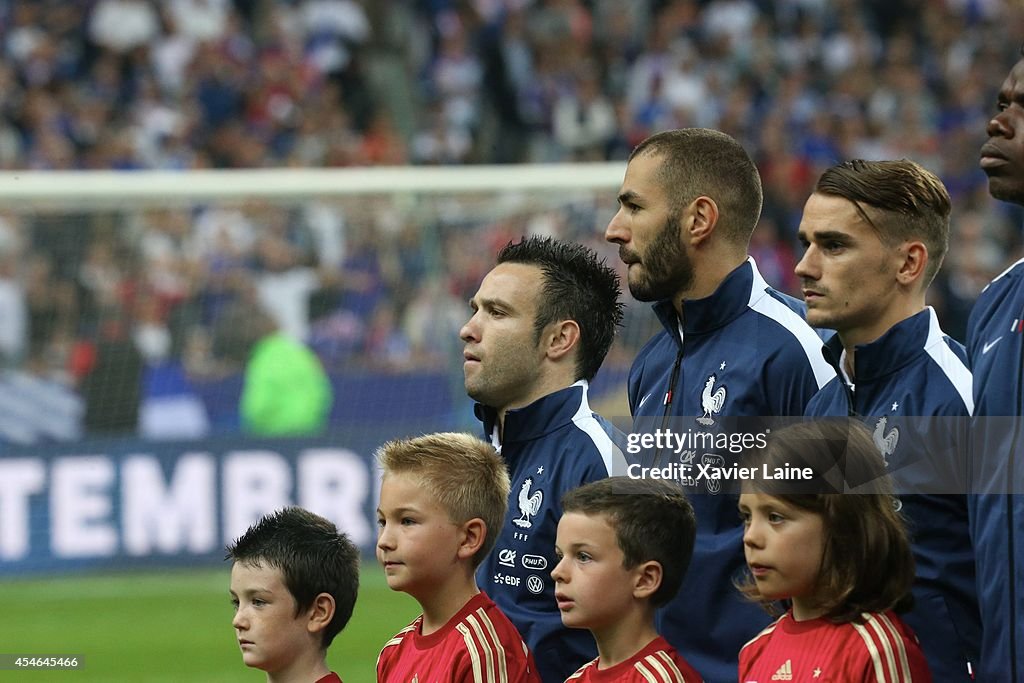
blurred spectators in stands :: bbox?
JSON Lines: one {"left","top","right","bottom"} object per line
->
{"left": 0, "top": 346, "right": 83, "bottom": 445}
{"left": 0, "top": 0, "right": 1011, "bottom": 188}
{"left": 0, "top": 0, "right": 1023, "bottom": 438}
{"left": 72, "top": 313, "right": 144, "bottom": 435}
{"left": 0, "top": 234, "right": 26, "bottom": 366}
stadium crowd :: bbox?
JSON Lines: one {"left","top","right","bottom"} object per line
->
{"left": 0, "top": 0, "right": 1022, "bottom": 441}
{"left": 3, "top": 2, "right": 1024, "bottom": 679}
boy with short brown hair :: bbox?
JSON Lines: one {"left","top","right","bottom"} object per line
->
{"left": 554, "top": 477, "right": 703, "bottom": 682}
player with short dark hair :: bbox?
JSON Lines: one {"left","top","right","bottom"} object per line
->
{"left": 970, "top": 44, "right": 1024, "bottom": 681}
{"left": 495, "top": 237, "right": 622, "bottom": 383}
{"left": 462, "top": 235, "right": 626, "bottom": 682}
{"left": 607, "top": 128, "right": 835, "bottom": 682}
{"left": 227, "top": 506, "right": 359, "bottom": 683}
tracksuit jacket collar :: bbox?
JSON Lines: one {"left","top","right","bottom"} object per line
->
{"left": 652, "top": 258, "right": 762, "bottom": 344}
{"left": 474, "top": 380, "right": 588, "bottom": 446}
{"left": 821, "top": 307, "right": 936, "bottom": 384}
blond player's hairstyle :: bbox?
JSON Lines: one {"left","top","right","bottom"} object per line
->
{"left": 376, "top": 432, "right": 510, "bottom": 567}
{"left": 815, "top": 158, "right": 951, "bottom": 287}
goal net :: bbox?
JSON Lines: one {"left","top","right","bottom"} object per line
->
{"left": 0, "top": 163, "right": 650, "bottom": 448}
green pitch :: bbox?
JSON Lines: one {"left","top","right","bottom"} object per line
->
{"left": 0, "top": 564, "right": 420, "bottom": 682}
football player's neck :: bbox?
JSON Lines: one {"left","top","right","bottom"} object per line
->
{"left": 497, "top": 366, "right": 580, "bottom": 436}
{"left": 672, "top": 250, "right": 747, "bottom": 316}
{"left": 842, "top": 348, "right": 855, "bottom": 382}
{"left": 838, "top": 300, "right": 927, "bottom": 378}
{"left": 417, "top": 570, "right": 479, "bottom": 636}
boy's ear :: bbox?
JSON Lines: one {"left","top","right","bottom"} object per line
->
{"left": 457, "top": 518, "right": 487, "bottom": 561}
{"left": 632, "top": 560, "right": 663, "bottom": 600}
{"left": 306, "top": 592, "right": 336, "bottom": 636}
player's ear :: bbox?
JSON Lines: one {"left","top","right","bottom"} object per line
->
{"left": 686, "top": 196, "right": 720, "bottom": 246}
{"left": 544, "top": 319, "right": 580, "bottom": 363}
{"left": 896, "top": 241, "right": 927, "bottom": 287}
{"left": 633, "top": 560, "right": 663, "bottom": 600}
{"left": 307, "top": 592, "right": 336, "bottom": 635}
{"left": 457, "top": 518, "right": 487, "bottom": 560}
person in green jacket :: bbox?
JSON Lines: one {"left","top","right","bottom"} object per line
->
{"left": 217, "top": 300, "right": 333, "bottom": 436}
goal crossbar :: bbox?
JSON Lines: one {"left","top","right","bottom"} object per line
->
{"left": 0, "top": 163, "right": 626, "bottom": 209}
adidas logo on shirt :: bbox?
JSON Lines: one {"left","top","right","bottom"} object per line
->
{"left": 771, "top": 659, "right": 793, "bottom": 681}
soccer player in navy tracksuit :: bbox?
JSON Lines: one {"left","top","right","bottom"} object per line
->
{"left": 461, "top": 236, "right": 627, "bottom": 683}
{"left": 972, "top": 47, "right": 1024, "bottom": 682}
{"left": 798, "top": 159, "right": 980, "bottom": 680}
{"left": 606, "top": 129, "right": 835, "bottom": 683}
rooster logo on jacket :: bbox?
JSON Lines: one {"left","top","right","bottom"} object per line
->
{"left": 873, "top": 416, "right": 899, "bottom": 466}
{"left": 696, "top": 374, "right": 727, "bottom": 426}
{"left": 512, "top": 478, "right": 543, "bottom": 529}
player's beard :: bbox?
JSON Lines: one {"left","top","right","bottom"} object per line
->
{"left": 627, "top": 213, "right": 694, "bottom": 302}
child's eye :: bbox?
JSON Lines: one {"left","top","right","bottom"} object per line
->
{"left": 230, "top": 598, "right": 239, "bottom": 610}
{"left": 401, "top": 517, "right": 416, "bottom": 526}
{"left": 768, "top": 512, "right": 786, "bottom": 524}
{"left": 738, "top": 510, "right": 751, "bottom": 525}
{"left": 576, "top": 552, "right": 592, "bottom": 563}
{"left": 252, "top": 598, "right": 267, "bottom": 607}
{"left": 376, "top": 517, "right": 385, "bottom": 528}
